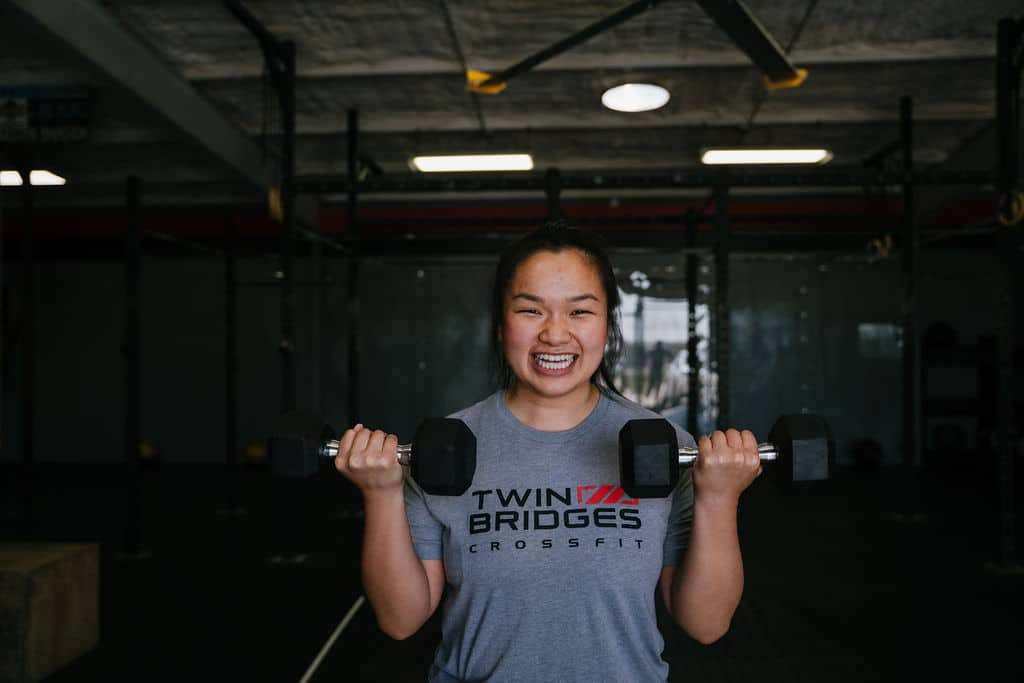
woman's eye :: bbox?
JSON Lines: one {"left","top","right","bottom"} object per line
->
{"left": 571, "top": 309, "right": 594, "bottom": 316}
{"left": 515, "top": 308, "right": 541, "bottom": 315}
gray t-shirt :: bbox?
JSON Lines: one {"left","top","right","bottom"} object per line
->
{"left": 404, "top": 390, "right": 696, "bottom": 682}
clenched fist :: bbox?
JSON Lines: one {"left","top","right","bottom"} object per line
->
{"left": 334, "top": 424, "right": 404, "bottom": 494}
{"left": 692, "top": 429, "right": 762, "bottom": 503}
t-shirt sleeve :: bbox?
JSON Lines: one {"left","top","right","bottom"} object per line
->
{"left": 403, "top": 472, "right": 445, "bottom": 561}
{"left": 661, "top": 469, "right": 694, "bottom": 565}
{"left": 662, "top": 426, "right": 696, "bottom": 565}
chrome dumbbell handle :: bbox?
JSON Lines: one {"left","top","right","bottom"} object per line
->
{"left": 677, "top": 442, "right": 778, "bottom": 466}
{"left": 319, "top": 440, "right": 413, "bottom": 466}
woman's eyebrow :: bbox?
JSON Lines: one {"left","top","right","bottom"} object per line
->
{"left": 510, "top": 292, "right": 600, "bottom": 303}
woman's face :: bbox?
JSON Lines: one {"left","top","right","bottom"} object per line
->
{"left": 499, "top": 249, "right": 609, "bottom": 404}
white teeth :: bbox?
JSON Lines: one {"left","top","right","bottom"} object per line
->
{"left": 534, "top": 353, "right": 576, "bottom": 370}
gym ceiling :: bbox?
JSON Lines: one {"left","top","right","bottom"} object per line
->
{"left": 0, "top": 0, "right": 1019, "bottom": 239}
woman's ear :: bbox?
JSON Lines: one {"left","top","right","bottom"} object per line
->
{"left": 496, "top": 323, "right": 504, "bottom": 343}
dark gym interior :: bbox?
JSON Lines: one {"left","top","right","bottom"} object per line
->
{"left": 1, "top": 1, "right": 1022, "bottom": 681}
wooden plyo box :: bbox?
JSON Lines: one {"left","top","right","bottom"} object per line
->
{"left": 0, "top": 544, "right": 99, "bottom": 683}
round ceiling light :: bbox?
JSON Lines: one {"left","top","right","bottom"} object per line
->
{"left": 601, "top": 83, "right": 670, "bottom": 113}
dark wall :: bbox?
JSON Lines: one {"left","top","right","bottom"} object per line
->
{"left": 2, "top": 251, "right": 350, "bottom": 464}
{"left": 1, "top": 245, "right": 1016, "bottom": 467}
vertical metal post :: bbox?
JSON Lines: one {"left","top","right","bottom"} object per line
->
{"left": 684, "top": 212, "right": 701, "bottom": 437}
{"left": 19, "top": 163, "right": 35, "bottom": 538}
{"left": 633, "top": 297, "right": 645, "bottom": 398}
{"left": 124, "top": 176, "right": 143, "bottom": 556}
{"left": 900, "top": 96, "right": 922, "bottom": 475}
{"left": 279, "top": 40, "right": 297, "bottom": 414}
{"left": 346, "top": 108, "right": 361, "bottom": 426}
{"left": 993, "top": 230, "right": 1017, "bottom": 569}
{"left": 545, "top": 168, "right": 564, "bottom": 219}
{"left": 0, "top": 184, "right": 4, "bottom": 463}
{"left": 224, "top": 216, "right": 240, "bottom": 515}
{"left": 713, "top": 184, "right": 731, "bottom": 429}
{"left": 993, "top": 18, "right": 1020, "bottom": 569}
{"left": 996, "top": 19, "right": 1020, "bottom": 205}
{"left": 310, "top": 213, "right": 323, "bottom": 420}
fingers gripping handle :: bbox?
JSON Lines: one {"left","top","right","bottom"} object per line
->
{"left": 320, "top": 440, "right": 413, "bottom": 466}
{"left": 678, "top": 442, "right": 777, "bottom": 466}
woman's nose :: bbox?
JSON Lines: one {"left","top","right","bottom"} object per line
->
{"left": 539, "top": 316, "right": 570, "bottom": 343}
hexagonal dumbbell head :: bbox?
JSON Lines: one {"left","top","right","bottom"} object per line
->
{"left": 270, "top": 411, "right": 332, "bottom": 478}
{"left": 411, "top": 418, "right": 477, "bottom": 496}
{"left": 619, "top": 418, "right": 680, "bottom": 499}
{"left": 766, "top": 414, "right": 832, "bottom": 483}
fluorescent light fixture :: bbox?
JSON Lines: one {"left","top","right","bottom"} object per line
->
{"left": 411, "top": 154, "right": 534, "bottom": 173}
{"left": 701, "top": 148, "right": 832, "bottom": 165}
{"left": 29, "top": 170, "right": 67, "bottom": 186}
{"left": 601, "top": 83, "right": 670, "bottom": 113}
{"left": 0, "top": 171, "right": 23, "bottom": 186}
{"left": 0, "top": 170, "right": 68, "bottom": 186}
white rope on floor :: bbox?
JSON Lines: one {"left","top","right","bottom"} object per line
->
{"left": 298, "top": 595, "right": 367, "bottom": 683}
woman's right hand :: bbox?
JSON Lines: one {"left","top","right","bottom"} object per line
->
{"left": 334, "top": 424, "right": 404, "bottom": 494}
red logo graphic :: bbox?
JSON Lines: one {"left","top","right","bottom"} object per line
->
{"left": 576, "top": 485, "right": 638, "bottom": 505}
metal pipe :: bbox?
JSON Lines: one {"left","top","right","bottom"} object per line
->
{"left": 123, "top": 175, "right": 143, "bottom": 556}
{"left": 293, "top": 168, "right": 994, "bottom": 195}
{"left": 993, "top": 18, "right": 1020, "bottom": 569}
{"left": 695, "top": 0, "right": 800, "bottom": 84}
{"left": 19, "top": 161, "right": 35, "bottom": 538}
{"left": 479, "top": 0, "right": 668, "bottom": 88}
{"left": 684, "top": 211, "right": 701, "bottom": 437}
{"left": 996, "top": 18, "right": 1020, "bottom": 200}
{"left": 0, "top": 182, "right": 5, "bottom": 466}
{"left": 224, "top": 216, "right": 239, "bottom": 513}
{"left": 545, "top": 167, "right": 564, "bottom": 219}
{"left": 279, "top": 41, "right": 297, "bottom": 413}
{"left": 993, "top": 230, "right": 1017, "bottom": 569}
{"left": 713, "top": 183, "right": 731, "bottom": 429}
{"left": 20, "top": 164, "right": 34, "bottom": 475}
{"left": 346, "top": 108, "right": 361, "bottom": 426}
{"left": 900, "top": 96, "right": 921, "bottom": 472}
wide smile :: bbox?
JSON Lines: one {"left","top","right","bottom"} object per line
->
{"left": 532, "top": 353, "right": 579, "bottom": 374}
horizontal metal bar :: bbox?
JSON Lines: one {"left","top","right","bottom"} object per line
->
{"left": 237, "top": 279, "right": 336, "bottom": 288}
{"left": 481, "top": 0, "right": 669, "bottom": 88}
{"left": 295, "top": 168, "right": 995, "bottom": 194}
{"left": 695, "top": 0, "right": 797, "bottom": 83}
{"left": 145, "top": 230, "right": 224, "bottom": 255}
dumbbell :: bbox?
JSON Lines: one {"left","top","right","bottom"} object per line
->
{"left": 319, "top": 418, "right": 477, "bottom": 496}
{"left": 619, "top": 414, "right": 832, "bottom": 498}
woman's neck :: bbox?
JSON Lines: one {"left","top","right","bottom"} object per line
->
{"left": 505, "top": 382, "right": 600, "bottom": 432}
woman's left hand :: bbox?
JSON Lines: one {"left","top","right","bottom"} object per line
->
{"left": 692, "top": 429, "right": 763, "bottom": 503}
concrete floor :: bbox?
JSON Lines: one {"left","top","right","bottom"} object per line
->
{"left": 2, "top": 461, "right": 1021, "bottom": 683}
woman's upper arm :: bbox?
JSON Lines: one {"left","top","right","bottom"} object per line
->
{"left": 422, "top": 559, "right": 446, "bottom": 616}
{"left": 659, "top": 565, "right": 677, "bottom": 617}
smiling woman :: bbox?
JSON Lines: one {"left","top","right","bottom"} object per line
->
{"left": 498, "top": 247, "right": 612, "bottom": 430}
{"left": 489, "top": 221, "right": 624, "bottom": 403}
{"left": 333, "top": 221, "right": 764, "bottom": 682}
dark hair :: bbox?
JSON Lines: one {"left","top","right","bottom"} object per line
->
{"left": 491, "top": 220, "right": 623, "bottom": 395}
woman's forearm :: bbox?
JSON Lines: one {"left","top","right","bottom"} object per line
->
{"left": 360, "top": 490, "right": 435, "bottom": 639}
{"left": 671, "top": 494, "right": 744, "bottom": 644}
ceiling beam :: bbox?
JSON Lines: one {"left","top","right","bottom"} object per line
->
{"left": 8, "top": 0, "right": 273, "bottom": 191}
